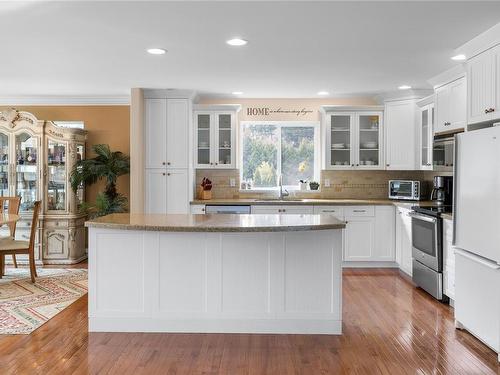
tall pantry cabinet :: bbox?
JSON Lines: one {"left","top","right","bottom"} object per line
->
{"left": 143, "top": 90, "right": 194, "bottom": 214}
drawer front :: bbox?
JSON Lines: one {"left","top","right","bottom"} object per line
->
{"left": 251, "top": 205, "right": 313, "bottom": 215}
{"left": 191, "top": 205, "right": 206, "bottom": 214}
{"left": 313, "top": 206, "right": 344, "bottom": 219}
{"left": 345, "top": 206, "right": 375, "bottom": 217}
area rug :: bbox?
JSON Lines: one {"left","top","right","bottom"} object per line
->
{"left": 0, "top": 268, "right": 87, "bottom": 334}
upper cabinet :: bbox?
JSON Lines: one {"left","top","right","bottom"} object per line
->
{"left": 384, "top": 99, "right": 418, "bottom": 170}
{"left": 417, "top": 98, "right": 434, "bottom": 170}
{"left": 145, "top": 98, "right": 190, "bottom": 169}
{"left": 435, "top": 76, "right": 466, "bottom": 133}
{"left": 194, "top": 105, "right": 241, "bottom": 169}
{"left": 467, "top": 45, "right": 499, "bottom": 125}
{"left": 323, "top": 107, "right": 384, "bottom": 170}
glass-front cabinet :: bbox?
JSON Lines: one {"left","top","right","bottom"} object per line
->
{"left": 418, "top": 102, "right": 434, "bottom": 170}
{"left": 325, "top": 108, "right": 384, "bottom": 170}
{"left": 194, "top": 104, "right": 241, "bottom": 169}
{"left": 0, "top": 109, "right": 87, "bottom": 264}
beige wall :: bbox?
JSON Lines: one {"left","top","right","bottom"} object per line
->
{"left": 0, "top": 105, "right": 130, "bottom": 206}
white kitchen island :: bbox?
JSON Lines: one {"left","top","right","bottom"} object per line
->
{"left": 86, "top": 213, "right": 345, "bottom": 334}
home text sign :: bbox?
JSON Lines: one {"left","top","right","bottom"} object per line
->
{"left": 246, "top": 107, "right": 314, "bottom": 117}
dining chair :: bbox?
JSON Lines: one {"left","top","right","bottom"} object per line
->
{"left": 0, "top": 201, "right": 40, "bottom": 283}
{"left": 0, "top": 196, "right": 21, "bottom": 267}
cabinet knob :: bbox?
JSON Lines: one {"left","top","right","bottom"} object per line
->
{"left": 162, "top": 162, "right": 166, "bottom": 165}
{"left": 490, "top": 108, "right": 495, "bottom": 113}
{"left": 167, "top": 173, "right": 171, "bottom": 176}
{"left": 215, "top": 162, "right": 218, "bottom": 165}
{"left": 356, "top": 164, "right": 359, "bottom": 166}
{"left": 167, "top": 162, "right": 171, "bottom": 166}
{"left": 386, "top": 164, "right": 390, "bottom": 167}
{"left": 351, "top": 164, "right": 354, "bottom": 167}
{"left": 162, "top": 173, "right": 166, "bottom": 176}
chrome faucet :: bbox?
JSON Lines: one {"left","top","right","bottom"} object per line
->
{"left": 278, "top": 174, "right": 289, "bottom": 200}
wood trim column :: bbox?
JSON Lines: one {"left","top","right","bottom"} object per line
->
{"left": 130, "top": 88, "right": 144, "bottom": 213}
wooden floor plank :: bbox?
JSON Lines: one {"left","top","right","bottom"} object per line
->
{"left": 0, "top": 267, "right": 498, "bottom": 374}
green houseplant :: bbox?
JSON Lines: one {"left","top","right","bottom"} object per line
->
{"left": 70, "top": 144, "right": 130, "bottom": 218}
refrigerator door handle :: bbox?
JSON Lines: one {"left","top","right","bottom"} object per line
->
{"left": 452, "top": 134, "right": 459, "bottom": 246}
{"left": 455, "top": 248, "right": 500, "bottom": 270}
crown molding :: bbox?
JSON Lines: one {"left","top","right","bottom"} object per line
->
{"left": 454, "top": 22, "right": 500, "bottom": 60}
{"left": 0, "top": 96, "right": 130, "bottom": 106}
{"left": 427, "top": 65, "right": 466, "bottom": 89}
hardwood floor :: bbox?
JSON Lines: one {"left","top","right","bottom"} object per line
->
{"left": 1, "top": 267, "right": 498, "bottom": 374}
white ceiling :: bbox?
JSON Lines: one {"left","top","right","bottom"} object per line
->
{"left": 1, "top": 1, "right": 499, "bottom": 99}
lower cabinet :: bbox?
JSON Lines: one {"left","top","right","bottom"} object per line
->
{"left": 396, "top": 206, "right": 413, "bottom": 276}
{"left": 443, "top": 218, "right": 455, "bottom": 300}
{"left": 344, "top": 216, "right": 376, "bottom": 261}
{"left": 251, "top": 205, "right": 314, "bottom": 215}
{"left": 145, "top": 168, "right": 189, "bottom": 214}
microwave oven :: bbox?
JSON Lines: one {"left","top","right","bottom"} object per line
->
{"left": 388, "top": 180, "right": 421, "bottom": 201}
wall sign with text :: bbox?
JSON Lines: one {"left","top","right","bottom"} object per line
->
{"left": 246, "top": 107, "right": 314, "bottom": 117}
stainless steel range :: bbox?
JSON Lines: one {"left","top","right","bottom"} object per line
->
{"left": 410, "top": 205, "right": 451, "bottom": 302}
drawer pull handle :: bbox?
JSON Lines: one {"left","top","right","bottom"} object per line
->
{"left": 323, "top": 210, "right": 337, "bottom": 213}
{"left": 353, "top": 210, "right": 366, "bottom": 213}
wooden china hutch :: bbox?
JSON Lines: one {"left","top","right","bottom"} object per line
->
{"left": 0, "top": 109, "right": 87, "bottom": 264}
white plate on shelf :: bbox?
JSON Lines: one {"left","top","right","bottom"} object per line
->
{"left": 361, "top": 142, "right": 378, "bottom": 149}
{"left": 332, "top": 143, "right": 345, "bottom": 149}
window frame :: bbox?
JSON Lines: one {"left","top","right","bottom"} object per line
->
{"left": 239, "top": 120, "right": 321, "bottom": 191}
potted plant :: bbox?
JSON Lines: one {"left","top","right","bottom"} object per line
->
{"left": 299, "top": 179, "right": 308, "bottom": 191}
{"left": 309, "top": 181, "right": 320, "bottom": 191}
{"left": 70, "top": 144, "right": 130, "bottom": 218}
{"left": 200, "top": 177, "right": 213, "bottom": 200}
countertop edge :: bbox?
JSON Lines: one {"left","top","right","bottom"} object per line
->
{"left": 85, "top": 222, "right": 346, "bottom": 232}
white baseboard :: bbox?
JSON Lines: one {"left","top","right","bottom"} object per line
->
{"left": 89, "top": 317, "right": 342, "bottom": 335}
{"left": 342, "top": 261, "right": 399, "bottom": 268}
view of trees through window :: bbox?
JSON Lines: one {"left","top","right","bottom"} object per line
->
{"left": 241, "top": 123, "right": 317, "bottom": 189}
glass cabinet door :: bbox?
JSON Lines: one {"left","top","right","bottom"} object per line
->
{"left": 196, "top": 114, "right": 211, "bottom": 166}
{"left": 0, "top": 133, "right": 9, "bottom": 196}
{"left": 217, "top": 114, "right": 232, "bottom": 167}
{"left": 76, "top": 144, "right": 85, "bottom": 207}
{"left": 330, "top": 115, "right": 352, "bottom": 167}
{"left": 358, "top": 114, "right": 381, "bottom": 167}
{"left": 15, "top": 133, "right": 38, "bottom": 211}
{"left": 47, "top": 140, "right": 67, "bottom": 211}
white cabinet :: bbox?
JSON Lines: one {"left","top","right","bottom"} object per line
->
{"left": 325, "top": 110, "right": 384, "bottom": 170}
{"left": 443, "top": 218, "right": 455, "bottom": 300}
{"left": 434, "top": 77, "right": 466, "bottom": 133}
{"left": 374, "top": 206, "right": 395, "bottom": 261}
{"left": 344, "top": 207, "right": 376, "bottom": 262}
{"left": 145, "top": 98, "right": 167, "bottom": 169}
{"left": 143, "top": 91, "right": 193, "bottom": 214}
{"left": 384, "top": 99, "right": 417, "bottom": 170}
{"left": 194, "top": 105, "right": 241, "bottom": 169}
{"left": 145, "top": 169, "right": 167, "bottom": 214}
{"left": 165, "top": 169, "right": 189, "bottom": 214}
{"left": 251, "top": 205, "right": 314, "bottom": 215}
{"left": 313, "top": 206, "right": 344, "bottom": 220}
{"left": 166, "top": 99, "right": 190, "bottom": 169}
{"left": 467, "top": 46, "right": 498, "bottom": 124}
{"left": 418, "top": 103, "right": 434, "bottom": 170}
{"left": 396, "top": 206, "right": 412, "bottom": 276}
{"left": 190, "top": 204, "right": 206, "bottom": 214}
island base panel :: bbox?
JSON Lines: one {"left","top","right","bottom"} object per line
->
{"left": 88, "top": 228, "right": 343, "bottom": 334}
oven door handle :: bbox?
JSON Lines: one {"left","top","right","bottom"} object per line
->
{"left": 408, "top": 212, "right": 437, "bottom": 223}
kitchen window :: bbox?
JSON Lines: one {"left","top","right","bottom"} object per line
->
{"left": 240, "top": 121, "right": 320, "bottom": 190}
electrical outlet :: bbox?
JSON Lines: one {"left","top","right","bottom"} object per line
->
{"left": 229, "top": 178, "right": 236, "bottom": 187}
{"left": 324, "top": 178, "right": 331, "bottom": 187}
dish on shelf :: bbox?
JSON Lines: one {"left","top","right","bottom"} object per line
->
{"left": 331, "top": 143, "right": 346, "bottom": 149}
{"left": 361, "top": 142, "right": 378, "bottom": 149}
{"left": 331, "top": 127, "right": 349, "bottom": 131}
{"left": 199, "top": 142, "right": 209, "bottom": 147}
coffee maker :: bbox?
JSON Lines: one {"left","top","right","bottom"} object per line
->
{"left": 430, "top": 176, "right": 453, "bottom": 205}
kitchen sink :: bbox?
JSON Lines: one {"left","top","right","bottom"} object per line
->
{"left": 253, "top": 198, "right": 307, "bottom": 202}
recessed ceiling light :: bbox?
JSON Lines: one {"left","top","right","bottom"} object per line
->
{"left": 147, "top": 48, "right": 166, "bottom": 55}
{"left": 232, "top": 91, "right": 243, "bottom": 95}
{"left": 398, "top": 85, "right": 412, "bottom": 90}
{"left": 451, "top": 54, "right": 466, "bottom": 61}
{"left": 226, "top": 38, "right": 248, "bottom": 46}
{"left": 317, "top": 91, "right": 329, "bottom": 96}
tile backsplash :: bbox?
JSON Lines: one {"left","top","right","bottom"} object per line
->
{"left": 195, "top": 169, "right": 452, "bottom": 200}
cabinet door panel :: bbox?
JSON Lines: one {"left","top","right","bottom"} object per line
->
{"left": 344, "top": 217, "right": 375, "bottom": 261}
{"left": 166, "top": 99, "right": 189, "bottom": 169}
{"left": 435, "top": 86, "right": 450, "bottom": 134}
{"left": 385, "top": 100, "right": 416, "bottom": 170}
{"left": 374, "top": 206, "right": 395, "bottom": 261}
{"left": 448, "top": 77, "right": 466, "bottom": 130}
{"left": 400, "top": 210, "right": 413, "bottom": 276}
{"left": 467, "top": 51, "right": 495, "bottom": 124}
{"left": 145, "top": 99, "right": 167, "bottom": 168}
{"left": 328, "top": 113, "right": 355, "bottom": 169}
{"left": 145, "top": 169, "right": 167, "bottom": 214}
{"left": 215, "top": 113, "right": 235, "bottom": 168}
{"left": 357, "top": 113, "right": 383, "bottom": 169}
{"left": 195, "top": 113, "right": 213, "bottom": 168}
{"left": 166, "top": 169, "right": 189, "bottom": 214}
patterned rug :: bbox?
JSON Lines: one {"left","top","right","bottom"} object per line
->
{"left": 0, "top": 268, "right": 87, "bottom": 334}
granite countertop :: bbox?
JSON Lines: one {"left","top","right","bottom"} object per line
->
{"left": 190, "top": 198, "right": 453, "bottom": 218}
{"left": 85, "top": 213, "right": 346, "bottom": 232}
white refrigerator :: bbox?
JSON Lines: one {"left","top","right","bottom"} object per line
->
{"left": 453, "top": 125, "right": 500, "bottom": 362}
